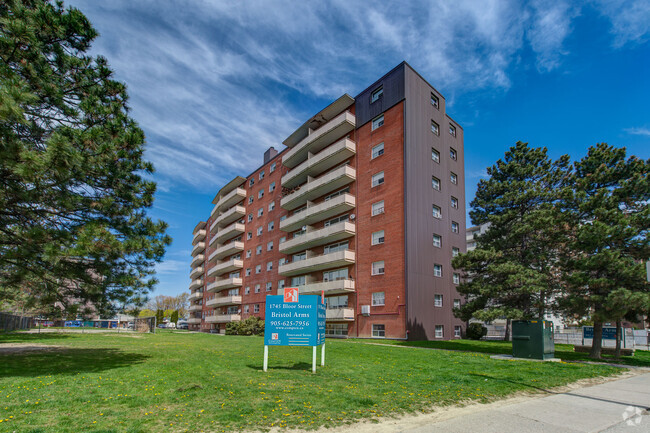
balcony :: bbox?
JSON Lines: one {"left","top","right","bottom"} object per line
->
{"left": 326, "top": 308, "right": 355, "bottom": 321}
{"left": 283, "top": 111, "right": 356, "bottom": 169}
{"left": 190, "top": 254, "right": 204, "bottom": 268}
{"left": 187, "top": 318, "right": 202, "bottom": 324}
{"left": 189, "top": 279, "right": 203, "bottom": 290}
{"left": 209, "top": 241, "right": 244, "bottom": 262}
{"left": 282, "top": 138, "right": 356, "bottom": 189}
{"left": 189, "top": 304, "right": 202, "bottom": 312}
{"left": 191, "top": 242, "right": 205, "bottom": 257}
{"left": 206, "top": 277, "right": 243, "bottom": 292}
{"left": 212, "top": 187, "right": 246, "bottom": 216}
{"left": 189, "top": 291, "right": 203, "bottom": 301}
{"left": 206, "top": 295, "right": 242, "bottom": 307}
{"left": 205, "top": 314, "right": 241, "bottom": 323}
{"left": 280, "top": 221, "right": 355, "bottom": 255}
{"left": 207, "top": 258, "right": 243, "bottom": 278}
{"left": 212, "top": 222, "right": 245, "bottom": 245}
{"left": 279, "top": 249, "right": 355, "bottom": 277}
{"left": 281, "top": 165, "right": 356, "bottom": 211}
{"left": 192, "top": 229, "right": 206, "bottom": 244}
{"left": 299, "top": 279, "right": 355, "bottom": 296}
{"left": 280, "top": 193, "right": 355, "bottom": 232}
{"left": 189, "top": 266, "right": 203, "bottom": 280}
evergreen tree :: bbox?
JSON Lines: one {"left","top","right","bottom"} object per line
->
{"left": 453, "top": 142, "right": 570, "bottom": 337}
{"left": 155, "top": 309, "right": 164, "bottom": 327}
{"left": 0, "top": 1, "right": 170, "bottom": 315}
{"left": 557, "top": 144, "right": 649, "bottom": 359}
{"left": 170, "top": 310, "right": 178, "bottom": 324}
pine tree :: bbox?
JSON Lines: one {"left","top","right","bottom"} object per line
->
{"left": 453, "top": 142, "right": 570, "bottom": 336}
{"left": 557, "top": 144, "right": 649, "bottom": 359}
{"left": 170, "top": 310, "right": 179, "bottom": 324}
{"left": 0, "top": 1, "right": 171, "bottom": 315}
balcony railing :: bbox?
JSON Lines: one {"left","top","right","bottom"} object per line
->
{"left": 326, "top": 308, "right": 355, "bottom": 321}
{"left": 205, "top": 314, "right": 241, "bottom": 323}
{"left": 206, "top": 277, "right": 243, "bottom": 293}
{"left": 188, "top": 304, "right": 202, "bottom": 312}
{"left": 283, "top": 111, "right": 356, "bottom": 169}
{"left": 281, "top": 165, "right": 356, "bottom": 210}
{"left": 212, "top": 222, "right": 246, "bottom": 245}
{"left": 192, "top": 229, "right": 206, "bottom": 244}
{"left": 279, "top": 221, "right": 355, "bottom": 255}
{"left": 206, "top": 295, "right": 242, "bottom": 307}
{"left": 207, "top": 258, "right": 243, "bottom": 278}
{"left": 280, "top": 193, "right": 355, "bottom": 232}
{"left": 211, "top": 187, "right": 246, "bottom": 218}
{"left": 282, "top": 138, "right": 356, "bottom": 189}
{"left": 191, "top": 241, "right": 205, "bottom": 257}
{"left": 300, "top": 279, "right": 355, "bottom": 296}
{"left": 187, "top": 318, "right": 202, "bottom": 324}
{"left": 278, "top": 249, "right": 355, "bottom": 277}
{"left": 190, "top": 254, "right": 204, "bottom": 268}
{"left": 189, "top": 266, "right": 203, "bottom": 280}
{"left": 209, "top": 241, "right": 244, "bottom": 262}
{"left": 188, "top": 291, "right": 203, "bottom": 301}
{"left": 189, "top": 279, "right": 203, "bottom": 290}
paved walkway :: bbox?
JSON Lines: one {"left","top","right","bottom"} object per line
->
{"left": 405, "top": 373, "right": 650, "bottom": 433}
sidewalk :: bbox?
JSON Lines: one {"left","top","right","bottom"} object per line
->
{"left": 405, "top": 373, "right": 650, "bottom": 433}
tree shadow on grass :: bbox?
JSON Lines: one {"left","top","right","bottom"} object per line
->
{"left": 0, "top": 332, "right": 76, "bottom": 344}
{"left": 0, "top": 348, "right": 149, "bottom": 378}
{"left": 246, "top": 362, "right": 313, "bottom": 371}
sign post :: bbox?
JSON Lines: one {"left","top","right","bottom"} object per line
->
{"left": 263, "top": 289, "right": 326, "bottom": 373}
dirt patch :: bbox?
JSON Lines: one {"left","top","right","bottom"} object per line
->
{"left": 0, "top": 343, "right": 66, "bottom": 355}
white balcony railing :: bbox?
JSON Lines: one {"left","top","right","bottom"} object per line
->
{"left": 281, "top": 138, "right": 356, "bottom": 189}
{"left": 206, "top": 295, "right": 242, "bottom": 307}
{"left": 326, "top": 308, "right": 355, "bottom": 321}
{"left": 280, "top": 193, "right": 355, "bottom": 232}
{"left": 206, "top": 277, "right": 243, "bottom": 292}
{"left": 207, "top": 258, "right": 243, "bottom": 278}
{"left": 278, "top": 250, "right": 355, "bottom": 277}
{"left": 281, "top": 165, "right": 356, "bottom": 210}
{"left": 279, "top": 221, "right": 355, "bottom": 255}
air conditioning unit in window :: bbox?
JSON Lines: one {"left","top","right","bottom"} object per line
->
{"left": 361, "top": 305, "right": 371, "bottom": 316}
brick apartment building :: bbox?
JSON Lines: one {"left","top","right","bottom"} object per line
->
{"left": 188, "top": 62, "right": 466, "bottom": 340}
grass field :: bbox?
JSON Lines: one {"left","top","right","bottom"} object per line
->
{"left": 0, "top": 332, "right": 623, "bottom": 432}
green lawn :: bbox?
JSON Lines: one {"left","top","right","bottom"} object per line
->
{"left": 0, "top": 332, "right": 622, "bottom": 432}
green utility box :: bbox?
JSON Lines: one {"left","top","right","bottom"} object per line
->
{"left": 512, "top": 320, "right": 555, "bottom": 360}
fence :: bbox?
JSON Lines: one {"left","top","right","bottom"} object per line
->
{"left": 0, "top": 312, "right": 34, "bottom": 332}
{"left": 134, "top": 316, "right": 156, "bottom": 333}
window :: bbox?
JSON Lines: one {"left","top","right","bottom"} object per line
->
{"left": 244, "top": 305, "right": 249, "bottom": 313}
{"left": 280, "top": 215, "right": 286, "bottom": 222}
{"left": 450, "top": 172, "right": 458, "bottom": 184}
{"left": 431, "top": 120, "right": 439, "bottom": 135}
{"left": 432, "top": 176, "right": 440, "bottom": 190}
{"left": 254, "top": 304, "right": 260, "bottom": 313}
{"left": 372, "top": 200, "right": 385, "bottom": 216}
{"left": 372, "top": 292, "right": 385, "bottom": 306}
{"left": 372, "top": 171, "right": 385, "bottom": 187}
{"left": 248, "top": 196, "right": 254, "bottom": 204}
{"left": 257, "top": 227, "right": 263, "bottom": 236}
{"left": 326, "top": 295, "right": 348, "bottom": 309}
{"left": 372, "top": 261, "right": 385, "bottom": 275}
{"left": 267, "top": 261, "right": 273, "bottom": 271}
{"left": 454, "top": 325, "right": 462, "bottom": 338}
{"left": 432, "top": 148, "right": 440, "bottom": 163}
{"left": 278, "top": 279, "right": 285, "bottom": 289}
{"left": 435, "top": 325, "right": 444, "bottom": 338}
{"left": 246, "top": 249, "right": 251, "bottom": 258}
{"left": 247, "top": 232, "right": 252, "bottom": 240}
{"left": 324, "top": 214, "right": 348, "bottom": 227}
{"left": 323, "top": 268, "right": 348, "bottom": 282}
{"left": 269, "top": 182, "right": 276, "bottom": 192}
{"left": 449, "top": 124, "right": 456, "bottom": 137}
{"left": 432, "top": 205, "right": 442, "bottom": 219}
{"left": 434, "top": 264, "right": 443, "bottom": 277}
{"left": 245, "top": 268, "right": 251, "bottom": 277}
{"left": 453, "top": 273, "right": 460, "bottom": 284}
{"left": 255, "top": 265, "right": 261, "bottom": 274}
{"left": 270, "top": 162, "right": 276, "bottom": 173}
{"left": 431, "top": 92, "right": 439, "bottom": 109}
{"left": 451, "top": 197, "right": 458, "bottom": 208}
{"left": 372, "top": 230, "right": 385, "bottom": 245}
{"left": 326, "top": 323, "right": 348, "bottom": 336}
{"left": 259, "top": 171, "right": 265, "bottom": 180}
{"left": 248, "top": 213, "right": 253, "bottom": 222}
{"left": 325, "top": 187, "right": 350, "bottom": 201}
{"left": 258, "top": 208, "right": 263, "bottom": 217}
{"left": 268, "top": 221, "right": 274, "bottom": 231}
{"left": 371, "top": 86, "right": 383, "bottom": 103}
{"left": 372, "top": 142, "right": 385, "bottom": 159}
{"left": 258, "top": 189, "right": 264, "bottom": 199}
{"left": 244, "top": 286, "right": 250, "bottom": 295}
{"left": 266, "top": 282, "right": 272, "bottom": 292}
{"left": 249, "top": 178, "right": 254, "bottom": 187}
{"left": 452, "top": 221, "right": 459, "bottom": 233}
{"left": 293, "top": 252, "right": 306, "bottom": 262}
{"left": 371, "top": 114, "right": 384, "bottom": 130}
{"left": 454, "top": 299, "right": 461, "bottom": 309}
{"left": 268, "top": 201, "right": 275, "bottom": 211}
{"left": 279, "top": 236, "right": 286, "bottom": 243}
{"left": 324, "top": 241, "right": 348, "bottom": 254}
{"left": 256, "top": 245, "right": 262, "bottom": 255}
{"left": 450, "top": 148, "right": 457, "bottom": 160}
{"left": 372, "top": 324, "right": 385, "bottom": 338}
{"left": 278, "top": 258, "right": 286, "bottom": 266}
{"left": 267, "top": 241, "right": 273, "bottom": 251}
{"left": 433, "top": 234, "right": 442, "bottom": 248}
{"left": 452, "top": 247, "right": 460, "bottom": 257}
{"left": 254, "top": 284, "right": 261, "bottom": 293}
{"left": 291, "top": 275, "right": 306, "bottom": 286}
{"left": 434, "top": 294, "right": 443, "bottom": 307}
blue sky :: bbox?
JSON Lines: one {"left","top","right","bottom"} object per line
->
{"left": 67, "top": 0, "right": 650, "bottom": 298}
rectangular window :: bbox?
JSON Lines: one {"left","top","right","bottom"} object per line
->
{"left": 256, "top": 245, "right": 262, "bottom": 255}
{"left": 431, "top": 120, "right": 439, "bottom": 135}
{"left": 433, "top": 234, "right": 442, "bottom": 248}
{"left": 278, "top": 258, "right": 286, "bottom": 266}
{"left": 254, "top": 304, "right": 260, "bottom": 313}
{"left": 431, "top": 92, "right": 439, "bottom": 109}
{"left": 435, "top": 325, "right": 444, "bottom": 338}
{"left": 454, "top": 299, "right": 461, "bottom": 309}
{"left": 246, "top": 249, "right": 251, "bottom": 258}
{"left": 454, "top": 325, "right": 461, "bottom": 338}
{"left": 255, "top": 265, "right": 261, "bottom": 274}
{"left": 324, "top": 214, "right": 349, "bottom": 227}
{"left": 450, "top": 172, "right": 458, "bottom": 184}
{"left": 279, "top": 236, "right": 286, "bottom": 243}
{"left": 449, "top": 124, "right": 456, "bottom": 137}
{"left": 432, "top": 176, "right": 440, "bottom": 190}
{"left": 248, "top": 196, "right": 254, "bottom": 204}
{"left": 372, "top": 324, "right": 386, "bottom": 338}
{"left": 249, "top": 178, "right": 254, "bottom": 187}
{"left": 247, "top": 232, "right": 252, "bottom": 240}
{"left": 371, "top": 86, "right": 383, "bottom": 103}
{"left": 450, "top": 148, "right": 457, "bottom": 160}
{"left": 452, "top": 247, "right": 460, "bottom": 257}
{"left": 268, "top": 201, "right": 275, "bottom": 211}
{"left": 270, "top": 162, "right": 276, "bottom": 173}
{"left": 254, "top": 284, "right": 260, "bottom": 293}
{"left": 434, "top": 264, "right": 443, "bottom": 277}
{"left": 293, "top": 252, "right": 306, "bottom": 262}
{"left": 267, "top": 261, "right": 273, "bottom": 271}
{"left": 248, "top": 213, "right": 253, "bottom": 222}
{"left": 372, "top": 292, "right": 385, "bottom": 306}
{"left": 372, "top": 200, "right": 385, "bottom": 216}
{"left": 280, "top": 215, "right": 286, "bottom": 222}
{"left": 371, "top": 142, "right": 385, "bottom": 159}
{"left": 257, "top": 227, "right": 263, "bottom": 236}
{"left": 432, "top": 148, "right": 440, "bottom": 163}
{"left": 451, "top": 197, "right": 458, "bottom": 208}
{"left": 267, "top": 241, "right": 273, "bottom": 251}
{"left": 244, "top": 286, "right": 250, "bottom": 295}
{"left": 323, "top": 268, "right": 348, "bottom": 282}
{"left": 434, "top": 294, "right": 443, "bottom": 307}
{"left": 291, "top": 275, "right": 306, "bottom": 286}
{"left": 326, "top": 323, "right": 348, "bottom": 336}
{"left": 244, "top": 304, "right": 249, "bottom": 313}
{"left": 452, "top": 221, "right": 459, "bottom": 233}
{"left": 268, "top": 221, "right": 274, "bottom": 231}
{"left": 453, "top": 273, "right": 460, "bottom": 284}
{"left": 326, "top": 295, "right": 348, "bottom": 309}
{"left": 371, "top": 230, "right": 385, "bottom": 245}
{"left": 324, "top": 187, "right": 350, "bottom": 202}
{"left": 269, "top": 182, "right": 275, "bottom": 192}
{"left": 324, "top": 241, "right": 348, "bottom": 254}
{"left": 258, "top": 208, "right": 263, "bottom": 217}
{"left": 278, "top": 279, "right": 285, "bottom": 289}
{"left": 266, "top": 282, "right": 272, "bottom": 291}
{"left": 372, "top": 261, "right": 385, "bottom": 275}
{"left": 372, "top": 171, "right": 385, "bottom": 187}
{"left": 258, "top": 189, "right": 264, "bottom": 199}
{"left": 259, "top": 171, "right": 265, "bottom": 180}
{"left": 432, "top": 205, "right": 442, "bottom": 219}
{"left": 245, "top": 268, "right": 251, "bottom": 277}
{"left": 371, "top": 114, "right": 384, "bottom": 130}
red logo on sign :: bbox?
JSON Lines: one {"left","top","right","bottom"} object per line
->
{"left": 284, "top": 287, "right": 299, "bottom": 303}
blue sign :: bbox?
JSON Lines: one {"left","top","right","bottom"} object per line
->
{"left": 583, "top": 326, "right": 617, "bottom": 340}
{"left": 264, "top": 295, "right": 325, "bottom": 346}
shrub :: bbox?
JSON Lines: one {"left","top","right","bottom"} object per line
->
{"left": 225, "top": 317, "right": 264, "bottom": 336}
{"left": 466, "top": 323, "right": 487, "bottom": 340}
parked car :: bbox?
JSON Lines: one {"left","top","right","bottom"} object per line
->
{"left": 157, "top": 324, "right": 166, "bottom": 329}
{"left": 177, "top": 323, "right": 188, "bottom": 330}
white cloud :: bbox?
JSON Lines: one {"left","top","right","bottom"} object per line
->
{"left": 624, "top": 127, "right": 650, "bottom": 136}
{"left": 593, "top": 0, "right": 650, "bottom": 47}
{"left": 525, "top": 0, "right": 579, "bottom": 72}
{"left": 154, "top": 259, "right": 187, "bottom": 275}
